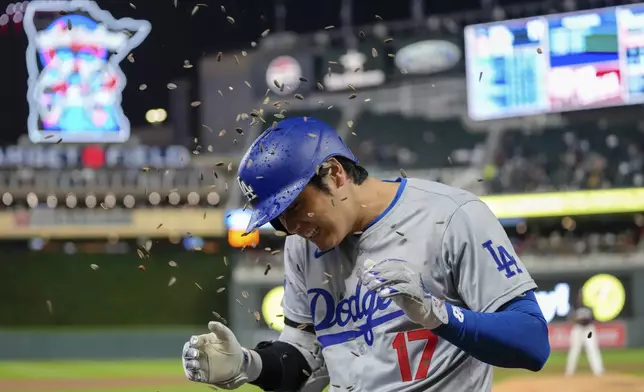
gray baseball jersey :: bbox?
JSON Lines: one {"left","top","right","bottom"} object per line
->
{"left": 280, "top": 178, "right": 537, "bottom": 392}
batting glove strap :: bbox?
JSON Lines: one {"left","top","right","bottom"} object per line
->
{"left": 422, "top": 295, "right": 449, "bottom": 329}
{"left": 213, "top": 348, "right": 259, "bottom": 390}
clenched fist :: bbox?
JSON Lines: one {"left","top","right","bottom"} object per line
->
{"left": 182, "top": 321, "right": 258, "bottom": 389}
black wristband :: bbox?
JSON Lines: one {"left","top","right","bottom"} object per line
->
{"left": 250, "top": 340, "right": 312, "bottom": 391}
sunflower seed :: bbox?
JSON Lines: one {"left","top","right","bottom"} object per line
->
{"left": 217, "top": 287, "right": 226, "bottom": 294}
{"left": 226, "top": 16, "right": 235, "bottom": 24}
{"left": 168, "top": 277, "right": 177, "bottom": 287}
{"left": 212, "top": 311, "right": 227, "bottom": 324}
{"left": 168, "top": 260, "right": 177, "bottom": 267}
{"left": 90, "top": 264, "right": 99, "bottom": 270}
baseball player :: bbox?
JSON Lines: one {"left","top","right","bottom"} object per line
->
{"left": 565, "top": 291, "right": 604, "bottom": 376}
{"left": 181, "top": 117, "right": 550, "bottom": 391}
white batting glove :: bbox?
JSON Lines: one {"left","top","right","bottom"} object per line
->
{"left": 181, "top": 321, "right": 258, "bottom": 389}
{"left": 360, "top": 258, "right": 449, "bottom": 330}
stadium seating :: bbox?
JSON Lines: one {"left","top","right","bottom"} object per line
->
{"left": 488, "top": 124, "right": 644, "bottom": 194}
{"left": 347, "top": 112, "right": 486, "bottom": 169}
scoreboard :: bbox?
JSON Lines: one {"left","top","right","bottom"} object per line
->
{"left": 465, "top": 3, "right": 644, "bottom": 120}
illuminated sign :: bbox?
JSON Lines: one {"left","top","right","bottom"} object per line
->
{"left": 24, "top": 1, "right": 152, "bottom": 143}
{"left": 535, "top": 283, "right": 571, "bottom": 323}
{"left": 228, "top": 230, "right": 259, "bottom": 248}
{"left": 1, "top": 209, "right": 225, "bottom": 238}
{"left": 323, "top": 50, "right": 385, "bottom": 91}
{"left": 266, "top": 56, "right": 302, "bottom": 96}
{"left": 262, "top": 286, "right": 285, "bottom": 332}
{"left": 582, "top": 274, "right": 625, "bottom": 322}
{"left": 0, "top": 144, "right": 191, "bottom": 169}
{"left": 394, "top": 40, "right": 461, "bottom": 75}
{"left": 225, "top": 209, "right": 264, "bottom": 248}
{"left": 534, "top": 273, "right": 627, "bottom": 323}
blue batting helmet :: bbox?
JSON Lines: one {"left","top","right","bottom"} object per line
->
{"left": 237, "top": 116, "right": 357, "bottom": 233}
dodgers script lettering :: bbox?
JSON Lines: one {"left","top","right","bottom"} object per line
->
{"left": 309, "top": 281, "right": 394, "bottom": 346}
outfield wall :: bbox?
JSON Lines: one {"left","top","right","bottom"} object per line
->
{"left": 1, "top": 254, "right": 643, "bottom": 360}
{"left": 0, "top": 318, "right": 643, "bottom": 360}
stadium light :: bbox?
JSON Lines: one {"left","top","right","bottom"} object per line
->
{"left": 145, "top": 109, "right": 167, "bottom": 124}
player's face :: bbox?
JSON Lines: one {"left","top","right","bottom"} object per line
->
{"left": 278, "top": 164, "right": 357, "bottom": 251}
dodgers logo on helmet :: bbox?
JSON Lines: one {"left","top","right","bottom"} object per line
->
{"left": 237, "top": 176, "right": 258, "bottom": 202}
{"left": 309, "top": 280, "right": 404, "bottom": 348}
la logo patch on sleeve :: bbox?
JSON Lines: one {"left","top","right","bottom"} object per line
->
{"left": 23, "top": 1, "right": 151, "bottom": 144}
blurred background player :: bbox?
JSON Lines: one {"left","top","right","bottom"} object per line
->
{"left": 565, "top": 291, "right": 604, "bottom": 377}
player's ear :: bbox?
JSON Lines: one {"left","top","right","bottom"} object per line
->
{"left": 326, "top": 158, "right": 347, "bottom": 189}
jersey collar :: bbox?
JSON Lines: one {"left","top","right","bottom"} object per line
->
{"left": 314, "top": 177, "right": 407, "bottom": 258}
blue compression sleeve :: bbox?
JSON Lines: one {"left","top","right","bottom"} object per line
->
{"left": 432, "top": 291, "right": 550, "bottom": 371}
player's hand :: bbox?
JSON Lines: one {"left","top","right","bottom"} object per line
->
{"left": 360, "top": 258, "right": 449, "bottom": 329}
{"left": 181, "top": 321, "right": 252, "bottom": 389}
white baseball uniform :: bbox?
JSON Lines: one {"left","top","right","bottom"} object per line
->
{"left": 565, "top": 306, "right": 604, "bottom": 376}
{"left": 280, "top": 178, "right": 537, "bottom": 391}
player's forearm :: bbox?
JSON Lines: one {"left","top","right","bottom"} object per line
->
{"left": 432, "top": 291, "right": 550, "bottom": 371}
